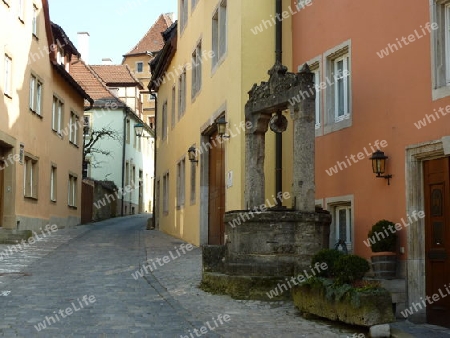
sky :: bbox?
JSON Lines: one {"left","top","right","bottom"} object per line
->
{"left": 49, "top": 0, "right": 178, "bottom": 65}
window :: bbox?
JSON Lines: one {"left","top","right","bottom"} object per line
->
{"left": 309, "top": 63, "right": 320, "bottom": 129}
{"left": 212, "top": 0, "right": 227, "bottom": 67}
{"left": 69, "top": 112, "right": 79, "bottom": 145}
{"left": 192, "top": 0, "right": 199, "bottom": 10}
{"left": 52, "top": 96, "right": 63, "bottom": 133}
{"left": 29, "top": 75, "right": 43, "bottom": 115}
{"left": 180, "top": 0, "right": 188, "bottom": 32}
{"left": 83, "top": 115, "right": 91, "bottom": 136}
{"left": 432, "top": 1, "right": 450, "bottom": 98}
{"left": 171, "top": 86, "right": 176, "bottom": 128}
{"left": 192, "top": 41, "right": 202, "bottom": 97}
{"left": 131, "top": 165, "right": 136, "bottom": 187}
{"left": 126, "top": 119, "right": 130, "bottom": 144}
{"left": 324, "top": 43, "right": 351, "bottom": 134}
{"left": 177, "top": 159, "right": 186, "bottom": 208}
{"left": 24, "top": 155, "right": 38, "bottom": 199}
{"left": 163, "top": 173, "right": 169, "bottom": 215}
{"left": 335, "top": 205, "right": 352, "bottom": 251}
{"left": 32, "top": 4, "right": 38, "bottom": 36}
{"left": 4, "top": 54, "right": 12, "bottom": 97}
{"left": 162, "top": 101, "right": 168, "bottom": 140}
{"left": 136, "top": 61, "right": 143, "bottom": 73}
{"left": 50, "top": 165, "right": 57, "bottom": 202}
{"left": 333, "top": 55, "right": 350, "bottom": 122}
{"left": 190, "top": 160, "right": 196, "bottom": 204}
{"left": 57, "top": 44, "right": 64, "bottom": 65}
{"left": 178, "top": 70, "right": 186, "bottom": 118}
{"left": 68, "top": 174, "right": 77, "bottom": 208}
{"left": 18, "top": 0, "right": 24, "bottom": 21}
{"left": 125, "top": 162, "right": 130, "bottom": 185}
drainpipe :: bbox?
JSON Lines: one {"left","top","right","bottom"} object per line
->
{"left": 121, "top": 107, "right": 129, "bottom": 216}
{"left": 150, "top": 91, "right": 158, "bottom": 229}
{"left": 275, "top": 0, "right": 283, "bottom": 208}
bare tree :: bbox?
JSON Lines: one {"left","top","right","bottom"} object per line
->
{"left": 83, "top": 126, "right": 121, "bottom": 171}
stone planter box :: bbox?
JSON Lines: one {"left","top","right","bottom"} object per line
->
{"left": 292, "top": 280, "right": 395, "bottom": 326}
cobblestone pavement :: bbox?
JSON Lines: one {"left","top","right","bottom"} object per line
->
{"left": 0, "top": 214, "right": 447, "bottom": 337}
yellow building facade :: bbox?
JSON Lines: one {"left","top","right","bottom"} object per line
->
{"left": 0, "top": 0, "right": 90, "bottom": 231}
{"left": 151, "top": 0, "right": 293, "bottom": 245}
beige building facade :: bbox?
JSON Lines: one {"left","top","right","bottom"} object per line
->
{"left": 0, "top": 0, "right": 91, "bottom": 231}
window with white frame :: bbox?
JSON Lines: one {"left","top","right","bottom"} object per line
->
{"left": 163, "top": 173, "right": 169, "bottom": 215}
{"left": 192, "top": 41, "right": 202, "bottom": 97}
{"left": 310, "top": 63, "right": 320, "bottom": 129}
{"left": 50, "top": 165, "right": 57, "bottom": 202}
{"left": 68, "top": 174, "right": 77, "bottom": 208}
{"left": 180, "top": 0, "right": 188, "bottom": 32}
{"left": 69, "top": 112, "right": 79, "bottom": 145}
{"left": 57, "top": 44, "right": 64, "bottom": 65}
{"left": 136, "top": 61, "right": 143, "bottom": 73}
{"left": 52, "top": 96, "right": 63, "bottom": 133}
{"left": 83, "top": 115, "right": 91, "bottom": 137}
{"left": 24, "top": 155, "right": 38, "bottom": 199}
{"left": 32, "top": 4, "right": 38, "bottom": 36}
{"left": 4, "top": 54, "right": 12, "bottom": 97}
{"left": 431, "top": 1, "right": 450, "bottom": 91}
{"left": 335, "top": 205, "right": 352, "bottom": 250}
{"left": 29, "top": 74, "right": 43, "bottom": 115}
{"left": 171, "top": 86, "right": 176, "bottom": 128}
{"left": 333, "top": 54, "right": 350, "bottom": 122}
{"left": 177, "top": 158, "right": 186, "bottom": 208}
{"left": 162, "top": 101, "right": 168, "bottom": 140}
{"left": 324, "top": 44, "right": 351, "bottom": 133}
{"left": 126, "top": 119, "right": 130, "bottom": 144}
{"left": 18, "top": 0, "right": 24, "bottom": 21}
{"left": 212, "top": 0, "right": 227, "bottom": 67}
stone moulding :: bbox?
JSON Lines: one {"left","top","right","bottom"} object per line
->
{"left": 292, "top": 282, "right": 395, "bottom": 327}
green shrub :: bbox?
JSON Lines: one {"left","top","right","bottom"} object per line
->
{"left": 334, "top": 254, "right": 370, "bottom": 285}
{"left": 311, "top": 249, "right": 344, "bottom": 277}
{"left": 367, "top": 219, "right": 397, "bottom": 252}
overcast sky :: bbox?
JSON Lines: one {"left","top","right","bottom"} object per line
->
{"left": 49, "top": 0, "right": 178, "bottom": 65}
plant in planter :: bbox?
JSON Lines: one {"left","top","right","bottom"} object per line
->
{"left": 367, "top": 219, "right": 398, "bottom": 279}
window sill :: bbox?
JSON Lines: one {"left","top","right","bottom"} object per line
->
{"left": 32, "top": 33, "right": 38, "bottom": 41}
{"left": 69, "top": 141, "right": 79, "bottom": 148}
{"left": 50, "top": 199, "right": 57, "bottom": 203}
{"left": 4, "top": 93, "right": 12, "bottom": 99}
{"left": 163, "top": 211, "right": 169, "bottom": 216}
{"left": 29, "top": 108, "right": 43, "bottom": 118}
{"left": 24, "top": 196, "right": 38, "bottom": 201}
{"left": 211, "top": 52, "right": 227, "bottom": 76}
{"left": 323, "top": 115, "right": 352, "bottom": 135}
{"left": 68, "top": 205, "right": 77, "bottom": 210}
{"left": 191, "top": 88, "right": 202, "bottom": 103}
{"left": 432, "top": 85, "right": 450, "bottom": 101}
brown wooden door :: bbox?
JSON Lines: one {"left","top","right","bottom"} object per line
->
{"left": 0, "top": 160, "right": 3, "bottom": 227}
{"left": 424, "top": 158, "right": 450, "bottom": 328}
{"left": 208, "top": 132, "right": 225, "bottom": 245}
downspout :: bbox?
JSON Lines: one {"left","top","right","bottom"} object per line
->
{"left": 121, "top": 107, "right": 129, "bottom": 216}
{"left": 275, "top": 0, "right": 283, "bottom": 207}
{"left": 150, "top": 91, "right": 158, "bottom": 229}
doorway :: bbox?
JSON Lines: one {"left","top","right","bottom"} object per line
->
{"left": 208, "top": 131, "right": 225, "bottom": 245}
{"left": 0, "top": 159, "right": 3, "bottom": 227}
{"left": 424, "top": 157, "right": 450, "bottom": 328}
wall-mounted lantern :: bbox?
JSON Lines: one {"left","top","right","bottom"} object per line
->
{"left": 370, "top": 150, "right": 392, "bottom": 185}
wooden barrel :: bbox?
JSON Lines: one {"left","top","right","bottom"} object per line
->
{"left": 371, "top": 254, "right": 397, "bottom": 279}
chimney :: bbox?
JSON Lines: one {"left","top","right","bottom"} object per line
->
{"left": 102, "top": 58, "right": 113, "bottom": 65}
{"left": 77, "top": 32, "right": 90, "bottom": 64}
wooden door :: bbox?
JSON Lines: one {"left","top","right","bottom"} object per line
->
{"left": 208, "top": 132, "right": 225, "bottom": 245}
{"left": 0, "top": 160, "right": 3, "bottom": 227}
{"left": 424, "top": 157, "right": 450, "bottom": 328}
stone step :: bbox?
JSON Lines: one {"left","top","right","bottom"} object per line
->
{"left": 0, "top": 229, "right": 32, "bottom": 244}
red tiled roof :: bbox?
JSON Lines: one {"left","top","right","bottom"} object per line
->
{"left": 70, "top": 57, "right": 123, "bottom": 105}
{"left": 124, "top": 13, "right": 173, "bottom": 56}
{"left": 90, "top": 65, "right": 142, "bottom": 88}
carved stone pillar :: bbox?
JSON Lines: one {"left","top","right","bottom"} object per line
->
{"left": 290, "top": 65, "right": 315, "bottom": 212}
{"left": 245, "top": 113, "right": 271, "bottom": 209}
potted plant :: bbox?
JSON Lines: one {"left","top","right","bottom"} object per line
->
{"left": 367, "top": 219, "right": 398, "bottom": 279}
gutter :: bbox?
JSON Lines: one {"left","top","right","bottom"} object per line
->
{"left": 121, "top": 107, "right": 130, "bottom": 216}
